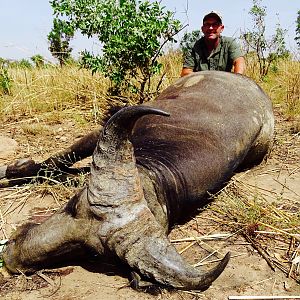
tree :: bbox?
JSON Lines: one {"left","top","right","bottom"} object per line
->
{"left": 48, "top": 18, "right": 74, "bottom": 66}
{"left": 241, "top": 0, "right": 289, "bottom": 79}
{"left": 179, "top": 30, "right": 202, "bottom": 56}
{"left": 296, "top": 10, "right": 300, "bottom": 48}
{"left": 49, "top": 0, "right": 182, "bottom": 102}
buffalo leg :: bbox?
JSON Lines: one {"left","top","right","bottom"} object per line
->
{"left": 0, "top": 130, "right": 99, "bottom": 186}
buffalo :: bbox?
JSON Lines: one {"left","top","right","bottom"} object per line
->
{"left": 1, "top": 71, "right": 274, "bottom": 292}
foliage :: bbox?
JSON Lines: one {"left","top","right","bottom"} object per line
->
{"left": 48, "top": 18, "right": 74, "bottom": 66}
{"left": 18, "top": 59, "right": 33, "bottom": 69}
{"left": 10, "top": 59, "right": 33, "bottom": 69}
{"left": 179, "top": 29, "right": 202, "bottom": 56}
{"left": 0, "top": 63, "right": 12, "bottom": 95}
{"left": 296, "top": 10, "right": 300, "bottom": 48}
{"left": 0, "top": 58, "right": 33, "bottom": 69}
{"left": 31, "top": 55, "right": 45, "bottom": 68}
{"left": 49, "top": 0, "right": 182, "bottom": 103}
{"left": 0, "top": 58, "right": 10, "bottom": 68}
{"left": 241, "top": 0, "right": 289, "bottom": 79}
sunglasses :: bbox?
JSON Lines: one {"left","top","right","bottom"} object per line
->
{"left": 203, "top": 22, "right": 222, "bottom": 29}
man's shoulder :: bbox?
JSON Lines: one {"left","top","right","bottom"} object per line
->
{"left": 220, "top": 36, "right": 238, "bottom": 44}
{"left": 221, "top": 36, "right": 244, "bottom": 58}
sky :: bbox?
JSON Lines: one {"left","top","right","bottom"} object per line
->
{"left": 0, "top": 1, "right": 299, "bottom": 62}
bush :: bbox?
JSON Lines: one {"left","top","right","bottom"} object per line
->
{"left": 50, "top": 0, "right": 182, "bottom": 102}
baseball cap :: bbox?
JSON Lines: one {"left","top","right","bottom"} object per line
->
{"left": 203, "top": 11, "right": 222, "bottom": 24}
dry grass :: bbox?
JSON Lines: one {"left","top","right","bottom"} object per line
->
{"left": 208, "top": 181, "right": 300, "bottom": 281}
{"left": 0, "top": 52, "right": 183, "bottom": 126}
{"left": 263, "top": 60, "right": 300, "bottom": 120}
{"left": 245, "top": 56, "right": 300, "bottom": 126}
{"left": 0, "top": 65, "right": 113, "bottom": 125}
{"left": 2, "top": 52, "right": 298, "bottom": 124}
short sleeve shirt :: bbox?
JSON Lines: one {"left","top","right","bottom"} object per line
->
{"left": 183, "top": 36, "right": 243, "bottom": 72}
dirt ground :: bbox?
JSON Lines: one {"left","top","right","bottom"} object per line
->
{"left": 0, "top": 111, "right": 299, "bottom": 300}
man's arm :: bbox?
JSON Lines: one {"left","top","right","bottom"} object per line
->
{"left": 233, "top": 57, "right": 246, "bottom": 74}
{"left": 180, "top": 67, "right": 193, "bottom": 77}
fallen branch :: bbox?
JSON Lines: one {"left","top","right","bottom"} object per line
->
{"left": 171, "top": 233, "right": 232, "bottom": 243}
{"left": 243, "top": 233, "right": 276, "bottom": 271}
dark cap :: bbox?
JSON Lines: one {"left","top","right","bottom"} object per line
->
{"left": 203, "top": 11, "right": 222, "bottom": 24}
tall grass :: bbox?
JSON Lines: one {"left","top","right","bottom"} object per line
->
{"left": 0, "top": 52, "right": 299, "bottom": 127}
{"left": 267, "top": 60, "right": 300, "bottom": 120}
{"left": 245, "top": 54, "right": 300, "bottom": 123}
{"left": 0, "top": 65, "right": 112, "bottom": 124}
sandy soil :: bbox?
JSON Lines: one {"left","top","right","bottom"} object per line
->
{"left": 0, "top": 113, "right": 299, "bottom": 300}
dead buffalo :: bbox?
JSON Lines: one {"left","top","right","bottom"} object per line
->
{"left": 1, "top": 71, "right": 274, "bottom": 292}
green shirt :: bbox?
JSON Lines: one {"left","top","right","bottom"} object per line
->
{"left": 183, "top": 36, "right": 243, "bottom": 72}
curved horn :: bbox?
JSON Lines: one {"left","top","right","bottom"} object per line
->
{"left": 103, "top": 207, "right": 230, "bottom": 290}
{"left": 104, "top": 105, "right": 170, "bottom": 135}
{"left": 96, "top": 105, "right": 169, "bottom": 157}
{"left": 131, "top": 236, "right": 230, "bottom": 290}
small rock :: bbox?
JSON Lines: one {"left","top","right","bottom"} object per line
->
{"left": 0, "top": 136, "right": 18, "bottom": 159}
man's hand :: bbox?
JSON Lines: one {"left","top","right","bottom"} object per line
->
{"left": 233, "top": 57, "right": 246, "bottom": 75}
{"left": 180, "top": 68, "right": 193, "bottom": 77}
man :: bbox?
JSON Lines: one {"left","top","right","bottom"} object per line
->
{"left": 181, "top": 11, "right": 245, "bottom": 76}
